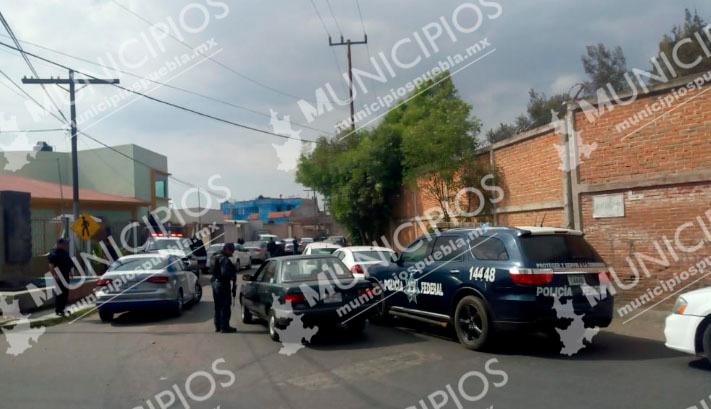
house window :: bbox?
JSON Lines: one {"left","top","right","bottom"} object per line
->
{"left": 155, "top": 178, "right": 167, "bottom": 199}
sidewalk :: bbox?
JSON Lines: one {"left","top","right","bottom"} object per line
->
{"left": 0, "top": 306, "right": 96, "bottom": 329}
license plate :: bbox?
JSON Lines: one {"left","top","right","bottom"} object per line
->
{"left": 568, "top": 275, "right": 586, "bottom": 286}
{"left": 324, "top": 293, "right": 343, "bottom": 303}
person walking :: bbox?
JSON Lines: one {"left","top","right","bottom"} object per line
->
{"left": 211, "top": 243, "right": 238, "bottom": 333}
{"left": 48, "top": 238, "right": 73, "bottom": 316}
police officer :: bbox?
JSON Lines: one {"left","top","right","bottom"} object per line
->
{"left": 211, "top": 243, "right": 238, "bottom": 333}
{"left": 266, "top": 237, "right": 277, "bottom": 258}
{"left": 48, "top": 238, "right": 73, "bottom": 316}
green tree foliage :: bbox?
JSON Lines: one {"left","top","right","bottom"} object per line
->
{"left": 297, "top": 72, "right": 488, "bottom": 241}
{"left": 581, "top": 43, "right": 629, "bottom": 95}
{"left": 653, "top": 9, "right": 711, "bottom": 79}
{"left": 485, "top": 90, "right": 568, "bottom": 144}
{"left": 400, "top": 74, "right": 481, "bottom": 221}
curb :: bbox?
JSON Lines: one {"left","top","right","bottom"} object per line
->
{"left": 0, "top": 306, "right": 97, "bottom": 329}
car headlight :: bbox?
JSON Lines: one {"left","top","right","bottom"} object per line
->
{"left": 673, "top": 297, "right": 688, "bottom": 315}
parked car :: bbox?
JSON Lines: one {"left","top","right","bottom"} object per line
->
{"left": 367, "top": 226, "right": 615, "bottom": 350}
{"left": 239, "top": 255, "right": 377, "bottom": 341}
{"left": 244, "top": 241, "right": 268, "bottom": 263}
{"left": 333, "top": 246, "right": 395, "bottom": 279}
{"left": 95, "top": 254, "right": 202, "bottom": 322}
{"left": 284, "top": 238, "right": 297, "bottom": 254}
{"left": 303, "top": 242, "right": 342, "bottom": 255}
{"left": 298, "top": 237, "right": 314, "bottom": 253}
{"left": 144, "top": 236, "right": 198, "bottom": 272}
{"left": 207, "top": 243, "right": 251, "bottom": 270}
{"left": 664, "top": 287, "right": 711, "bottom": 364}
{"left": 325, "top": 235, "right": 347, "bottom": 247}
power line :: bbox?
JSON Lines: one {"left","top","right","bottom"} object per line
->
{"left": 109, "top": 0, "right": 308, "bottom": 102}
{"left": 0, "top": 40, "right": 316, "bottom": 143}
{"left": 308, "top": 0, "right": 349, "bottom": 95}
{"left": 0, "top": 32, "right": 332, "bottom": 135}
{"left": 0, "top": 10, "right": 69, "bottom": 124}
{"left": 0, "top": 128, "right": 67, "bottom": 133}
{"left": 324, "top": 0, "right": 344, "bottom": 37}
{"left": 1, "top": 69, "right": 228, "bottom": 200}
{"left": 353, "top": 0, "right": 372, "bottom": 59}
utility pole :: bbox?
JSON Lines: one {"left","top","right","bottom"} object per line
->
{"left": 329, "top": 35, "right": 367, "bottom": 132}
{"left": 23, "top": 70, "right": 119, "bottom": 255}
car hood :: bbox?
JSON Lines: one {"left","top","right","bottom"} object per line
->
{"left": 153, "top": 249, "right": 188, "bottom": 257}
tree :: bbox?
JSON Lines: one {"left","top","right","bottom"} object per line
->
{"left": 581, "top": 43, "right": 629, "bottom": 95}
{"left": 485, "top": 90, "right": 568, "bottom": 144}
{"left": 652, "top": 9, "right": 711, "bottom": 79}
{"left": 399, "top": 73, "right": 481, "bottom": 222}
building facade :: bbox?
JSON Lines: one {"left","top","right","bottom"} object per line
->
{"left": 221, "top": 196, "right": 304, "bottom": 223}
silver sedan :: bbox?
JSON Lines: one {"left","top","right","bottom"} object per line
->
{"left": 95, "top": 254, "right": 202, "bottom": 322}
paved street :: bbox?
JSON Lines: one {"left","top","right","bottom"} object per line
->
{"left": 1, "top": 272, "right": 709, "bottom": 409}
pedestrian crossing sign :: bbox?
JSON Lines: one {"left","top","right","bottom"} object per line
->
{"left": 71, "top": 213, "right": 100, "bottom": 241}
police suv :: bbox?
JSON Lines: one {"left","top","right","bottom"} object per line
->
{"left": 368, "top": 226, "right": 614, "bottom": 350}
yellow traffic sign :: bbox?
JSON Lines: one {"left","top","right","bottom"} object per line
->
{"left": 71, "top": 213, "right": 100, "bottom": 241}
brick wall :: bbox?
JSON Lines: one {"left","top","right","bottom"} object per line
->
{"left": 390, "top": 76, "right": 711, "bottom": 307}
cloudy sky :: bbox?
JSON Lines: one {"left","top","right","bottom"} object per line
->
{"left": 1, "top": 0, "right": 710, "bottom": 207}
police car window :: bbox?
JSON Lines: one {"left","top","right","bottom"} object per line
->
{"left": 470, "top": 236, "right": 509, "bottom": 261}
{"left": 334, "top": 250, "right": 346, "bottom": 260}
{"left": 432, "top": 237, "right": 464, "bottom": 262}
{"left": 401, "top": 239, "right": 433, "bottom": 263}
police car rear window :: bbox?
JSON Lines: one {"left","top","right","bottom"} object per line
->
{"left": 519, "top": 235, "right": 602, "bottom": 265}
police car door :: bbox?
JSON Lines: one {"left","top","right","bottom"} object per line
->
{"left": 417, "top": 235, "right": 468, "bottom": 315}
{"left": 391, "top": 237, "right": 434, "bottom": 308}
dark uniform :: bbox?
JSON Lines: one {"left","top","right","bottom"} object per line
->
{"left": 48, "top": 246, "right": 73, "bottom": 315}
{"left": 211, "top": 253, "right": 237, "bottom": 333}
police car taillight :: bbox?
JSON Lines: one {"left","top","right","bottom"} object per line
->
{"left": 598, "top": 271, "right": 612, "bottom": 283}
{"left": 96, "top": 278, "right": 113, "bottom": 286}
{"left": 508, "top": 267, "right": 554, "bottom": 285}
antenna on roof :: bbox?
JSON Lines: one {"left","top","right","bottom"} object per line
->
{"left": 539, "top": 213, "right": 547, "bottom": 227}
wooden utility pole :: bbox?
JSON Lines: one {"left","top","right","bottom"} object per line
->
{"left": 23, "top": 71, "right": 119, "bottom": 254}
{"left": 329, "top": 35, "right": 367, "bottom": 132}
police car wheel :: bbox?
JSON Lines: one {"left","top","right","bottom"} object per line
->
{"left": 241, "top": 301, "right": 253, "bottom": 324}
{"left": 454, "top": 296, "right": 491, "bottom": 351}
{"left": 268, "top": 311, "right": 280, "bottom": 341}
{"left": 99, "top": 310, "right": 113, "bottom": 323}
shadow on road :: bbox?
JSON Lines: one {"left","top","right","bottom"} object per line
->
{"left": 688, "top": 358, "right": 711, "bottom": 371}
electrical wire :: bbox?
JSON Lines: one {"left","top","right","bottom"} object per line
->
{"left": 324, "top": 0, "right": 344, "bottom": 37}
{"left": 0, "top": 32, "right": 332, "bottom": 135}
{"left": 0, "top": 40, "right": 316, "bottom": 143}
{"left": 308, "top": 0, "right": 349, "bottom": 96}
{"left": 0, "top": 10, "right": 68, "bottom": 124}
{"left": 109, "top": 0, "right": 308, "bottom": 102}
{"left": 353, "top": 0, "right": 372, "bottom": 59}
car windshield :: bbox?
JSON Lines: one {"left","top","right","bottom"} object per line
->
{"left": 353, "top": 250, "right": 393, "bottom": 262}
{"left": 519, "top": 235, "right": 603, "bottom": 266}
{"left": 280, "top": 258, "right": 352, "bottom": 282}
{"left": 146, "top": 239, "right": 186, "bottom": 251}
{"left": 109, "top": 257, "right": 167, "bottom": 272}
{"left": 244, "top": 241, "right": 264, "bottom": 248}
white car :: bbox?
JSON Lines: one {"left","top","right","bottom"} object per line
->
{"left": 302, "top": 242, "right": 341, "bottom": 255}
{"left": 332, "top": 246, "right": 395, "bottom": 279}
{"left": 206, "top": 243, "right": 251, "bottom": 270}
{"left": 664, "top": 287, "right": 711, "bottom": 363}
{"left": 95, "top": 254, "right": 202, "bottom": 322}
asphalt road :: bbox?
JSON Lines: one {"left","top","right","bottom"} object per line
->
{"left": 1, "top": 270, "right": 710, "bottom": 409}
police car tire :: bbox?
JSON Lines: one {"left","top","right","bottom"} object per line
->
{"left": 703, "top": 324, "right": 711, "bottom": 364}
{"left": 241, "top": 300, "right": 253, "bottom": 324}
{"left": 454, "top": 296, "right": 491, "bottom": 351}
{"left": 99, "top": 310, "right": 113, "bottom": 323}
{"left": 268, "top": 311, "right": 280, "bottom": 342}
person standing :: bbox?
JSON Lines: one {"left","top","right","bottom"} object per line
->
{"left": 292, "top": 237, "right": 299, "bottom": 255}
{"left": 266, "top": 237, "right": 277, "bottom": 259}
{"left": 48, "top": 238, "right": 73, "bottom": 316}
{"left": 211, "top": 243, "right": 238, "bottom": 333}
